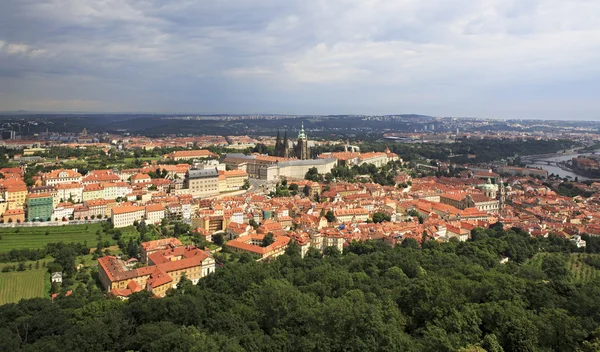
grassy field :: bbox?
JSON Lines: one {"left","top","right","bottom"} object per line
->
{"left": 0, "top": 269, "right": 47, "bottom": 305}
{"left": 0, "top": 223, "right": 140, "bottom": 253}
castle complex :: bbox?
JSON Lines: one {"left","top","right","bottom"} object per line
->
{"left": 274, "top": 123, "right": 310, "bottom": 160}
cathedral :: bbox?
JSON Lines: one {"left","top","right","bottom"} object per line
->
{"left": 274, "top": 123, "right": 310, "bottom": 160}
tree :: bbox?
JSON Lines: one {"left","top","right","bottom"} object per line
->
{"left": 323, "top": 246, "right": 341, "bottom": 258}
{"left": 261, "top": 233, "right": 275, "bottom": 247}
{"left": 325, "top": 210, "right": 336, "bottom": 223}
{"left": 213, "top": 233, "right": 225, "bottom": 246}
{"left": 372, "top": 212, "right": 391, "bottom": 223}
{"left": 249, "top": 219, "right": 259, "bottom": 229}
{"left": 541, "top": 255, "right": 570, "bottom": 281}
{"left": 305, "top": 167, "right": 321, "bottom": 182}
{"left": 242, "top": 179, "right": 250, "bottom": 190}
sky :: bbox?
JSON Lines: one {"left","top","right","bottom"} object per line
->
{"left": 1, "top": 0, "right": 600, "bottom": 119}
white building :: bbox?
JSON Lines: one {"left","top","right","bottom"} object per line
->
{"left": 145, "top": 204, "right": 165, "bottom": 224}
{"left": 111, "top": 205, "right": 145, "bottom": 228}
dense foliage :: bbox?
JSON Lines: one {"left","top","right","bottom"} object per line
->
{"left": 4, "top": 227, "right": 600, "bottom": 351}
{"left": 356, "top": 139, "right": 574, "bottom": 163}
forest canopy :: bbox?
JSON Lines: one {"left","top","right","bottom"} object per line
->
{"left": 2, "top": 226, "right": 600, "bottom": 352}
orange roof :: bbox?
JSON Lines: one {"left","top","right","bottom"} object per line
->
{"left": 131, "top": 173, "right": 151, "bottom": 180}
{"left": 43, "top": 168, "right": 81, "bottom": 179}
{"left": 226, "top": 234, "right": 290, "bottom": 255}
{"left": 171, "top": 150, "right": 216, "bottom": 158}
{"left": 55, "top": 182, "right": 83, "bottom": 190}
{"left": 140, "top": 238, "right": 183, "bottom": 251}
{"left": 27, "top": 192, "right": 52, "bottom": 199}
{"left": 223, "top": 169, "right": 248, "bottom": 177}
{"left": 6, "top": 184, "right": 27, "bottom": 193}
{"left": 112, "top": 205, "right": 144, "bottom": 215}
{"left": 145, "top": 204, "right": 164, "bottom": 212}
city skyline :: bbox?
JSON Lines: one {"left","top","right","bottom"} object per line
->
{"left": 1, "top": 0, "right": 600, "bottom": 120}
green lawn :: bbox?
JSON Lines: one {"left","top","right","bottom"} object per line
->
{"left": 123, "top": 156, "right": 161, "bottom": 163}
{"left": 0, "top": 223, "right": 139, "bottom": 253}
{"left": 0, "top": 269, "right": 47, "bottom": 305}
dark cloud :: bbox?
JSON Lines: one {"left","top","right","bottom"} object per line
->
{"left": 0, "top": 0, "right": 599, "bottom": 119}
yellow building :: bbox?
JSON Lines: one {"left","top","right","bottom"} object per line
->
{"left": 5, "top": 185, "right": 28, "bottom": 210}
{"left": 82, "top": 184, "right": 104, "bottom": 201}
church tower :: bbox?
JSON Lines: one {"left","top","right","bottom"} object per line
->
{"left": 275, "top": 130, "right": 282, "bottom": 152}
{"left": 295, "top": 122, "right": 309, "bottom": 160}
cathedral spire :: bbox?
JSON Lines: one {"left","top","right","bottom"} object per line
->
{"left": 298, "top": 122, "right": 307, "bottom": 139}
{"left": 275, "top": 130, "right": 281, "bottom": 151}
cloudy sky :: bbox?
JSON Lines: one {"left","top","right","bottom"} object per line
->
{"left": 1, "top": 0, "right": 599, "bottom": 119}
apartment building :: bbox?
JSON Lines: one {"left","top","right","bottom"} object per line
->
{"left": 185, "top": 168, "right": 220, "bottom": 197}
{"left": 111, "top": 205, "right": 145, "bottom": 228}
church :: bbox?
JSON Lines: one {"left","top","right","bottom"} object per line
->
{"left": 274, "top": 123, "right": 310, "bottom": 160}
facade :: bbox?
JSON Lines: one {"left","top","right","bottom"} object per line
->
{"left": 167, "top": 150, "right": 217, "bottom": 161}
{"left": 260, "top": 158, "right": 337, "bottom": 181}
{"left": 2, "top": 208, "right": 25, "bottom": 223}
{"left": 111, "top": 205, "right": 145, "bottom": 228}
{"left": 27, "top": 193, "right": 54, "bottom": 221}
{"left": 55, "top": 183, "right": 84, "bottom": 203}
{"left": 5, "top": 184, "right": 27, "bottom": 210}
{"left": 220, "top": 169, "right": 249, "bottom": 191}
{"left": 42, "top": 169, "right": 82, "bottom": 186}
{"left": 185, "top": 168, "right": 220, "bottom": 197}
{"left": 333, "top": 208, "right": 369, "bottom": 223}
{"left": 225, "top": 234, "right": 291, "bottom": 261}
{"left": 82, "top": 184, "right": 104, "bottom": 201}
{"left": 145, "top": 204, "right": 165, "bottom": 224}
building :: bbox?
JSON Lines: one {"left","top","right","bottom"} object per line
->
{"left": 131, "top": 173, "right": 151, "bottom": 184}
{"left": 27, "top": 193, "right": 54, "bottom": 221}
{"left": 140, "top": 238, "right": 183, "bottom": 263}
{"left": 274, "top": 123, "right": 311, "bottom": 160}
{"left": 225, "top": 234, "right": 291, "bottom": 261}
{"left": 55, "top": 183, "right": 84, "bottom": 203}
{"left": 185, "top": 168, "right": 220, "bottom": 197}
{"left": 223, "top": 153, "right": 293, "bottom": 179}
{"left": 82, "top": 183, "right": 104, "bottom": 201}
{"left": 111, "top": 205, "right": 145, "bottom": 228}
{"left": 145, "top": 204, "right": 165, "bottom": 225}
{"left": 333, "top": 208, "right": 369, "bottom": 223}
{"left": 82, "top": 170, "right": 121, "bottom": 185}
{"left": 219, "top": 169, "right": 249, "bottom": 191}
{"left": 42, "top": 169, "right": 82, "bottom": 186}
{"left": 496, "top": 166, "right": 548, "bottom": 178}
{"left": 166, "top": 150, "right": 217, "bottom": 161}
{"left": 2, "top": 208, "right": 25, "bottom": 223}
{"left": 261, "top": 158, "right": 337, "bottom": 181}
{"left": 4, "top": 184, "right": 28, "bottom": 210}
{"left": 98, "top": 240, "right": 215, "bottom": 298}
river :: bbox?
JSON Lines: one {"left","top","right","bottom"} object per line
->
{"left": 526, "top": 153, "right": 597, "bottom": 181}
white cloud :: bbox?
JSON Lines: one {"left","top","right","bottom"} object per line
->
{"left": 223, "top": 67, "right": 274, "bottom": 77}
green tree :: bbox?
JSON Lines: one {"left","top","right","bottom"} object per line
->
{"left": 325, "top": 210, "right": 336, "bottom": 223}
{"left": 261, "top": 233, "right": 275, "bottom": 247}
{"left": 541, "top": 255, "right": 570, "bottom": 281}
